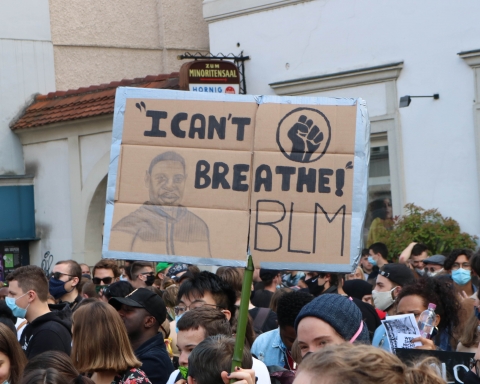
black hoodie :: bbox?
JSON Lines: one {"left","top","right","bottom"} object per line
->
{"left": 20, "top": 310, "right": 72, "bottom": 359}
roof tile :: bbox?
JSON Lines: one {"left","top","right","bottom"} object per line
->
{"left": 11, "top": 72, "right": 180, "bottom": 130}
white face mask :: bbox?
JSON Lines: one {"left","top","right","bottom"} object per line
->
{"left": 427, "top": 268, "right": 444, "bottom": 277}
{"left": 372, "top": 287, "right": 396, "bottom": 311}
{"left": 415, "top": 268, "right": 425, "bottom": 276}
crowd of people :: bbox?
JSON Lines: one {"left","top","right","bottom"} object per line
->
{"left": 2, "top": 242, "right": 480, "bottom": 383}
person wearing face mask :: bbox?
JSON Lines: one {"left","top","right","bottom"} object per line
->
{"left": 398, "top": 242, "right": 429, "bottom": 278}
{"left": 371, "top": 263, "right": 414, "bottom": 350}
{"left": 444, "top": 249, "right": 476, "bottom": 298}
{"left": 302, "top": 272, "right": 338, "bottom": 297}
{"left": 48, "top": 260, "right": 83, "bottom": 312}
{"left": 6, "top": 266, "right": 72, "bottom": 359}
{"left": 366, "top": 243, "right": 389, "bottom": 285}
{"left": 131, "top": 261, "right": 156, "bottom": 289}
{"left": 423, "top": 255, "right": 446, "bottom": 277}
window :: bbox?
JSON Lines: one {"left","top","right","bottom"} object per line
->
{"left": 365, "top": 134, "right": 392, "bottom": 246}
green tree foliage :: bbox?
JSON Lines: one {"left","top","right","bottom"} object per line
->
{"left": 375, "top": 203, "right": 478, "bottom": 260}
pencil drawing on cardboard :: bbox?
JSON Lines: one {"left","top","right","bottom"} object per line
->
{"left": 110, "top": 151, "right": 211, "bottom": 257}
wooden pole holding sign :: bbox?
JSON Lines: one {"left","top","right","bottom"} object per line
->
{"left": 230, "top": 254, "right": 254, "bottom": 381}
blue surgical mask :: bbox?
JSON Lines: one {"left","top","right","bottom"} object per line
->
{"left": 175, "top": 313, "right": 184, "bottom": 334}
{"left": 367, "top": 256, "right": 377, "bottom": 267}
{"left": 452, "top": 268, "right": 471, "bottom": 286}
{"left": 6, "top": 293, "right": 30, "bottom": 318}
{"left": 120, "top": 275, "right": 128, "bottom": 281}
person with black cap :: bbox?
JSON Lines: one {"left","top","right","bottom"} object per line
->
{"left": 167, "top": 263, "right": 190, "bottom": 282}
{"left": 109, "top": 288, "right": 174, "bottom": 384}
{"left": 251, "top": 269, "right": 281, "bottom": 308}
{"left": 371, "top": 264, "right": 415, "bottom": 351}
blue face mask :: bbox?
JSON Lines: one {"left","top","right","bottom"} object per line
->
{"left": 6, "top": 293, "right": 30, "bottom": 318}
{"left": 452, "top": 268, "right": 471, "bottom": 286}
{"left": 175, "top": 313, "right": 184, "bottom": 334}
{"left": 49, "top": 278, "right": 69, "bottom": 300}
{"left": 367, "top": 256, "right": 377, "bottom": 267}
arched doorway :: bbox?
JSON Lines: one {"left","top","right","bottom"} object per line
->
{"left": 84, "top": 175, "right": 107, "bottom": 266}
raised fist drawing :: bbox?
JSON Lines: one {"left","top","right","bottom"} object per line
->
{"left": 287, "top": 115, "right": 324, "bottom": 162}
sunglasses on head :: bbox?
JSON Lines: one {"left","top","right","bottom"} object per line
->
{"left": 92, "top": 277, "right": 113, "bottom": 285}
{"left": 51, "top": 272, "right": 74, "bottom": 280}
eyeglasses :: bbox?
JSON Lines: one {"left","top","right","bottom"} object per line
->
{"left": 174, "top": 302, "right": 222, "bottom": 316}
{"left": 452, "top": 263, "right": 471, "bottom": 271}
{"left": 51, "top": 272, "right": 74, "bottom": 280}
{"left": 92, "top": 277, "right": 113, "bottom": 285}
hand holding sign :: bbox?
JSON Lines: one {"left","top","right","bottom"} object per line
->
{"left": 287, "top": 115, "right": 324, "bottom": 162}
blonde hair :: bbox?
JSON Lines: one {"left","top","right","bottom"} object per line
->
{"left": 71, "top": 301, "right": 141, "bottom": 373}
{"left": 346, "top": 267, "right": 366, "bottom": 281}
{"left": 298, "top": 343, "right": 445, "bottom": 384}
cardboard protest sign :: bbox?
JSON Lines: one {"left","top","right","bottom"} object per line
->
{"left": 103, "top": 89, "right": 370, "bottom": 270}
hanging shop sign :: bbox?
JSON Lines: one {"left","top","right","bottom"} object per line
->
{"left": 180, "top": 60, "right": 240, "bottom": 94}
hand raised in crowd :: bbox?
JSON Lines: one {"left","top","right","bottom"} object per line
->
{"left": 412, "top": 336, "right": 436, "bottom": 350}
{"left": 458, "top": 290, "right": 474, "bottom": 304}
{"left": 221, "top": 367, "right": 256, "bottom": 384}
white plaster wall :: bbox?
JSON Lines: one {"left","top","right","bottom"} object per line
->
{"left": 24, "top": 140, "right": 72, "bottom": 266}
{"left": 308, "top": 83, "right": 387, "bottom": 118}
{"left": 0, "top": 1, "right": 55, "bottom": 175}
{"left": 207, "top": 0, "right": 480, "bottom": 237}
{"left": 80, "top": 132, "right": 112, "bottom": 186}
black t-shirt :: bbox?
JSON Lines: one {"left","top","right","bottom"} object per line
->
{"left": 249, "top": 307, "right": 278, "bottom": 334}
{"left": 251, "top": 289, "right": 274, "bottom": 308}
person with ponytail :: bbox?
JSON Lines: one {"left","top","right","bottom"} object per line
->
{"left": 293, "top": 343, "right": 445, "bottom": 384}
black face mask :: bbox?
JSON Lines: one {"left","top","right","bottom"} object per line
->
{"left": 145, "top": 275, "right": 155, "bottom": 286}
{"left": 305, "top": 276, "right": 325, "bottom": 296}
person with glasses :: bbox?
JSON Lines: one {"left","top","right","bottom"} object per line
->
{"left": 176, "top": 271, "right": 236, "bottom": 324}
{"left": 6, "top": 265, "right": 72, "bottom": 358}
{"left": 49, "top": 260, "right": 83, "bottom": 311}
{"left": 444, "top": 249, "right": 476, "bottom": 298}
{"left": 422, "top": 255, "right": 446, "bottom": 277}
{"left": 131, "top": 261, "right": 155, "bottom": 289}
{"left": 92, "top": 259, "right": 120, "bottom": 302}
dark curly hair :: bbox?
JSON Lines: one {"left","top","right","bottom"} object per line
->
{"left": 277, "top": 290, "right": 313, "bottom": 328}
{"left": 444, "top": 249, "right": 474, "bottom": 271}
{"left": 395, "top": 277, "right": 461, "bottom": 334}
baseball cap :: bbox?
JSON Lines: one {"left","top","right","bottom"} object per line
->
{"left": 379, "top": 264, "right": 415, "bottom": 287}
{"left": 166, "top": 263, "right": 189, "bottom": 279}
{"left": 423, "top": 255, "right": 446, "bottom": 266}
{"left": 156, "top": 262, "right": 173, "bottom": 274}
{"left": 260, "top": 269, "right": 280, "bottom": 282}
{"left": 109, "top": 288, "right": 167, "bottom": 324}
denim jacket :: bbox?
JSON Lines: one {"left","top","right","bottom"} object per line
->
{"left": 251, "top": 328, "right": 287, "bottom": 367}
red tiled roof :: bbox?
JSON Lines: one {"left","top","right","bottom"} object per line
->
{"left": 11, "top": 73, "right": 180, "bottom": 130}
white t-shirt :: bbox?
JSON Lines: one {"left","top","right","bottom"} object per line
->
{"left": 166, "top": 357, "right": 270, "bottom": 384}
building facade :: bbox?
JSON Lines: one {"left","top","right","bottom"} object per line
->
{"left": 204, "top": 0, "right": 480, "bottom": 241}
{"left": 3, "top": 1, "right": 209, "bottom": 268}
